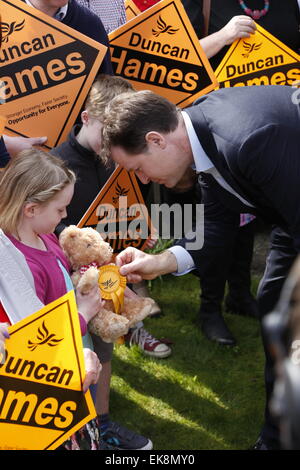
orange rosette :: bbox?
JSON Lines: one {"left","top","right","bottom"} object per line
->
{"left": 98, "top": 265, "right": 127, "bottom": 314}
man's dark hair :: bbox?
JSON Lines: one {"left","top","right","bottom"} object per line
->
{"left": 101, "top": 90, "right": 179, "bottom": 161}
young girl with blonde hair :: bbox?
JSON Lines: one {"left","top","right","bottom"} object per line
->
{"left": 0, "top": 148, "right": 102, "bottom": 323}
{"left": 0, "top": 148, "right": 103, "bottom": 449}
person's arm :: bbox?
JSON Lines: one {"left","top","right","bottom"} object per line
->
{"left": 3, "top": 135, "right": 47, "bottom": 158}
{"left": 237, "top": 123, "right": 300, "bottom": 247}
{"left": 200, "top": 15, "right": 256, "bottom": 59}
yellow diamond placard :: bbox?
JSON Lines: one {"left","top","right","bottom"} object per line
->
{"left": 109, "top": 0, "right": 218, "bottom": 107}
{"left": 0, "top": 0, "right": 107, "bottom": 149}
{"left": 0, "top": 291, "right": 96, "bottom": 450}
{"left": 215, "top": 23, "right": 300, "bottom": 88}
{"left": 77, "top": 166, "right": 152, "bottom": 253}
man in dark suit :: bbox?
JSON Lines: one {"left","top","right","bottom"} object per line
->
{"left": 101, "top": 85, "right": 300, "bottom": 450}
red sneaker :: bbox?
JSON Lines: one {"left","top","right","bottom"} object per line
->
{"left": 125, "top": 326, "right": 172, "bottom": 358}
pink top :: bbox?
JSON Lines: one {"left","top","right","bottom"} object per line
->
{"left": 7, "top": 233, "right": 87, "bottom": 335}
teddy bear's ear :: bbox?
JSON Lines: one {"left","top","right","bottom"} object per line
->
{"left": 59, "top": 227, "right": 80, "bottom": 246}
{"left": 67, "top": 226, "right": 80, "bottom": 238}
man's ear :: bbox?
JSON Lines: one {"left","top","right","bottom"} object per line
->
{"left": 145, "top": 131, "right": 166, "bottom": 148}
{"left": 23, "top": 202, "right": 38, "bottom": 218}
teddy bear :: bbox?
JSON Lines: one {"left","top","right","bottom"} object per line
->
{"left": 59, "top": 225, "right": 155, "bottom": 343}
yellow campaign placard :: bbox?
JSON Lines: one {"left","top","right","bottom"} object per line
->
{"left": 0, "top": 291, "right": 96, "bottom": 450}
{"left": 109, "top": 0, "right": 218, "bottom": 108}
{"left": 215, "top": 23, "right": 300, "bottom": 88}
{"left": 125, "top": 0, "right": 141, "bottom": 21}
{"left": 0, "top": 116, "right": 6, "bottom": 137}
{"left": 0, "top": 0, "right": 107, "bottom": 149}
{"left": 78, "top": 166, "right": 152, "bottom": 254}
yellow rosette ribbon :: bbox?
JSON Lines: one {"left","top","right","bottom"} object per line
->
{"left": 98, "top": 265, "right": 127, "bottom": 344}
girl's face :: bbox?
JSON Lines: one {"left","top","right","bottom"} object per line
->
{"left": 29, "top": 183, "right": 74, "bottom": 234}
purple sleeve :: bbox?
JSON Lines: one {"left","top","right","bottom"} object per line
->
{"left": 78, "top": 313, "right": 87, "bottom": 336}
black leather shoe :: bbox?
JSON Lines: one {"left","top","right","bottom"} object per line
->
{"left": 199, "top": 313, "right": 236, "bottom": 346}
{"left": 225, "top": 294, "right": 259, "bottom": 318}
{"left": 251, "top": 437, "right": 277, "bottom": 450}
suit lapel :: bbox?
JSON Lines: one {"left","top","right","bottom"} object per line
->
{"left": 187, "top": 105, "right": 287, "bottom": 226}
{"left": 187, "top": 106, "right": 264, "bottom": 203}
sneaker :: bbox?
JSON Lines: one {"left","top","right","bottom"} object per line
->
{"left": 101, "top": 421, "right": 153, "bottom": 450}
{"left": 99, "top": 436, "right": 118, "bottom": 450}
{"left": 125, "top": 326, "right": 172, "bottom": 358}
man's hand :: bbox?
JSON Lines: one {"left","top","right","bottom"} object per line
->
{"left": 3, "top": 135, "right": 48, "bottom": 158}
{"left": 115, "top": 247, "right": 178, "bottom": 283}
{"left": 82, "top": 348, "right": 102, "bottom": 393}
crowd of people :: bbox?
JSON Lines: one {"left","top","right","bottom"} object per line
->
{"left": 1, "top": 0, "right": 300, "bottom": 451}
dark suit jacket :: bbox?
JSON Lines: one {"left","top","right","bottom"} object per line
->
{"left": 181, "top": 0, "right": 204, "bottom": 38}
{"left": 178, "top": 85, "right": 300, "bottom": 270}
{"left": 0, "top": 138, "right": 10, "bottom": 168}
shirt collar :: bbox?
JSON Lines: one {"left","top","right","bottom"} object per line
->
{"left": 181, "top": 110, "right": 214, "bottom": 173}
{"left": 25, "top": 0, "right": 68, "bottom": 20}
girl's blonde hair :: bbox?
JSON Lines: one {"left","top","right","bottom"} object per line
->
{"left": 0, "top": 148, "right": 75, "bottom": 233}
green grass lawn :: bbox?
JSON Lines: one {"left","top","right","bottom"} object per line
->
{"left": 110, "top": 274, "right": 265, "bottom": 450}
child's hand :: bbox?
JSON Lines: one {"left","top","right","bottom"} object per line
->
{"left": 76, "top": 285, "right": 105, "bottom": 323}
{"left": 145, "top": 227, "right": 159, "bottom": 250}
{"left": 144, "top": 238, "right": 158, "bottom": 250}
{"left": 0, "top": 323, "right": 9, "bottom": 364}
{"left": 82, "top": 348, "right": 102, "bottom": 393}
